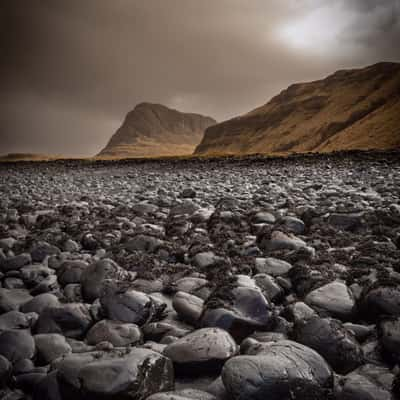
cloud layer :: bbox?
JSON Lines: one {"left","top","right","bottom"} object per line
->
{"left": 1, "top": 0, "right": 399, "bottom": 156}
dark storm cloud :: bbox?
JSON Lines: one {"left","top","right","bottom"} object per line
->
{"left": 0, "top": 0, "right": 399, "bottom": 156}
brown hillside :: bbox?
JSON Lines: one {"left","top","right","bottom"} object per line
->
{"left": 195, "top": 62, "right": 400, "bottom": 155}
{"left": 99, "top": 103, "right": 216, "bottom": 158}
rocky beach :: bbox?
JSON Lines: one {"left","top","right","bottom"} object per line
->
{"left": 0, "top": 150, "right": 400, "bottom": 399}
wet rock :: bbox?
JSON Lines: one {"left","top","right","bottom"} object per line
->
{"left": 20, "top": 293, "right": 60, "bottom": 314}
{"left": 31, "top": 241, "right": 60, "bottom": 262}
{"left": 86, "top": 319, "right": 142, "bottom": 346}
{"left": 34, "top": 333, "right": 72, "bottom": 364}
{"left": 379, "top": 317, "right": 400, "bottom": 362}
{"left": 100, "top": 287, "right": 157, "bottom": 325}
{"left": 80, "top": 258, "right": 136, "bottom": 302}
{"left": 164, "top": 328, "right": 237, "bottom": 375}
{"left": 125, "top": 234, "right": 162, "bottom": 253}
{"left": 192, "top": 252, "right": 219, "bottom": 269}
{"left": 253, "top": 274, "right": 284, "bottom": 303}
{"left": 201, "top": 286, "right": 272, "bottom": 341}
{"left": 222, "top": 340, "right": 333, "bottom": 400}
{"left": 254, "top": 257, "right": 293, "bottom": 276}
{"left": 0, "top": 354, "right": 11, "bottom": 387}
{"left": 359, "top": 283, "right": 400, "bottom": 322}
{"left": 0, "top": 253, "right": 31, "bottom": 272}
{"left": 57, "top": 260, "right": 88, "bottom": 286}
{"left": 57, "top": 348, "right": 174, "bottom": 400}
{"left": 278, "top": 216, "right": 305, "bottom": 234}
{"left": 305, "top": 281, "right": 355, "bottom": 321}
{"left": 328, "top": 213, "right": 364, "bottom": 231}
{"left": 259, "top": 230, "right": 309, "bottom": 252}
{"left": 35, "top": 303, "right": 93, "bottom": 339}
{"left": 147, "top": 389, "right": 217, "bottom": 400}
{"left": 0, "top": 310, "right": 37, "bottom": 332}
{"left": 33, "top": 370, "right": 62, "bottom": 400}
{"left": 252, "top": 211, "right": 276, "bottom": 224}
{"left": 335, "top": 364, "right": 394, "bottom": 400}
{"left": 0, "top": 289, "right": 32, "bottom": 313}
{"left": 0, "top": 330, "right": 35, "bottom": 363}
{"left": 294, "top": 316, "right": 364, "bottom": 374}
{"left": 173, "top": 291, "right": 204, "bottom": 325}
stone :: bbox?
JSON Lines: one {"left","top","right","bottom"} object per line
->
{"left": 172, "top": 291, "right": 204, "bottom": 325}
{"left": 254, "top": 257, "right": 293, "bottom": 276}
{"left": 0, "top": 354, "right": 11, "bottom": 387}
{"left": 125, "top": 234, "right": 162, "bottom": 253}
{"left": 305, "top": 281, "right": 355, "bottom": 321}
{"left": 253, "top": 212, "right": 276, "bottom": 224}
{"left": 34, "top": 333, "right": 72, "bottom": 364}
{"left": 336, "top": 364, "right": 394, "bottom": 400}
{"left": 147, "top": 389, "right": 216, "bottom": 400}
{"left": 379, "top": 317, "right": 400, "bottom": 362}
{"left": 100, "top": 287, "right": 156, "bottom": 325}
{"left": 201, "top": 286, "right": 272, "bottom": 341}
{"left": 222, "top": 340, "right": 333, "bottom": 400}
{"left": 359, "top": 283, "right": 400, "bottom": 322}
{"left": 20, "top": 293, "right": 60, "bottom": 314}
{"left": 164, "top": 328, "right": 237, "bottom": 374}
{"left": 35, "top": 303, "right": 93, "bottom": 339}
{"left": 86, "top": 319, "right": 142, "bottom": 346}
{"left": 253, "top": 274, "right": 284, "bottom": 302}
{"left": 31, "top": 241, "right": 60, "bottom": 262}
{"left": 192, "top": 252, "right": 219, "bottom": 269}
{"left": 0, "top": 330, "right": 35, "bottom": 363}
{"left": 294, "top": 316, "right": 364, "bottom": 374}
{"left": 260, "top": 230, "right": 309, "bottom": 252}
{"left": 57, "top": 260, "right": 88, "bottom": 286}
{"left": 0, "top": 253, "right": 31, "bottom": 272}
{"left": 0, "top": 310, "right": 37, "bottom": 332}
{"left": 80, "top": 258, "right": 136, "bottom": 302}
{"left": 57, "top": 348, "right": 173, "bottom": 400}
{"left": 278, "top": 216, "right": 305, "bottom": 234}
{"left": 0, "top": 288, "right": 32, "bottom": 313}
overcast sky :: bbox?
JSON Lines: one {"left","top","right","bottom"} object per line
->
{"left": 1, "top": 0, "right": 399, "bottom": 156}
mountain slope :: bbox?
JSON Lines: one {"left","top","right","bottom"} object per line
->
{"left": 195, "top": 62, "right": 400, "bottom": 155}
{"left": 99, "top": 103, "right": 216, "bottom": 158}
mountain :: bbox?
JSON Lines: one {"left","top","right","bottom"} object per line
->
{"left": 98, "top": 103, "right": 216, "bottom": 158}
{"left": 195, "top": 62, "right": 400, "bottom": 155}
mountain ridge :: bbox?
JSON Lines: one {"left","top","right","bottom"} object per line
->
{"left": 195, "top": 62, "right": 400, "bottom": 155}
{"left": 98, "top": 102, "right": 216, "bottom": 158}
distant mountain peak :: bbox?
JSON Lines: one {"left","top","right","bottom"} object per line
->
{"left": 98, "top": 103, "right": 216, "bottom": 158}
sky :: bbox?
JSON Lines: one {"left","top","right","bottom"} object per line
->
{"left": 1, "top": 0, "right": 399, "bottom": 157}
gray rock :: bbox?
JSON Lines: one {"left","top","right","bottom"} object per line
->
{"left": 34, "top": 333, "right": 72, "bottom": 364}
{"left": 335, "top": 364, "right": 394, "bottom": 400}
{"left": 294, "top": 316, "right": 364, "bottom": 374}
{"left": 100, "top": 287, "right": 155, "bottom": 325}
{"left": 57, "top": 348, "right": 173, "bottom": 400}
{"left": 125, "top": 234, "right": 162, "bottom": 253}
{"left": 305, "top": 281, "right": 355, "bottom": 321}
{"left": 379, "top": 317, "right": 400, "bottom": 362}
{"left": 86, "top": 319, "right": 142, "bottom": 346}
{"left": 222, "top": 340, "right": 333, "bottom": 400}
{"left": 0, "top": 310, "right": 37, "bottom": 332}
{"left": 254, "top": 257, "right": 293, "bottom": 276}
{"left": 164, "top": 328, "right": 237, "bottom": 374}
{"left": 20, "top": 293, "right": 60, "bottom": 314}
{"left": 260, "top": 230, "right": 309, "bottom": 252}
{"left": 35, "top": 303, "right": 93, "bottom": 339}
{"left": 147, "top": 389, "right": 217, "bottom": 400}
{"left": 0, "top": 288, "right": 32, "bottom": 313}
{"left": 0, "top": 354, "right": 11, "bottom": 387}
{"left": 0, "top": 330, "right": 35, "bottom": 363}
{"left": 201, "top": 286, "right": 272, "bottom": 341}
{"left": 172, "top": 291, "right": 204, "bottom": 325}
{"left": 80, "top": 258, "right": 136, "bottom": 302}
{"left": 0, "top": 253, "right": 31, "bottom": 272}
{"left": 31, "top": 241, "right": 60, "bottom": 262}
{"left": 57, "top": 260, "right": 88, "bottom": 286}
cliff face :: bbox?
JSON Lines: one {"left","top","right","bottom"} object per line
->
{"left": 99, "top": 103, "right": 216, "bottom": 158}
{"left": 195, "top": 62, "right": 400, "bottom": 155}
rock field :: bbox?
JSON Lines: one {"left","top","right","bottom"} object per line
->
{"left": 0, "top": 151, "right": 400, "bottom": 399}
